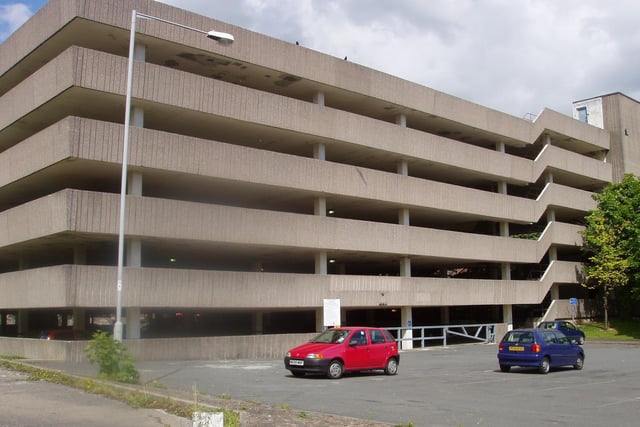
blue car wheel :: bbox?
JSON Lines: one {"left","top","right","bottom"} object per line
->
{"left": 539, "top": 357, "right": 550, "bottom": 374}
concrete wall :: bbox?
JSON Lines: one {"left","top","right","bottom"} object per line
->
{"left": 0, "top": 333, "right": 316, "bottom": 362}
{"left": 0, "top": 261, "right": 580, "bottom": 310}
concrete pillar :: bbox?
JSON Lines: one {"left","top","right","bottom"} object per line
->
{"left": 401, "top": 307, "right": 413, "bottom": 350}
{"left": 500, "top": 222, "right": 509, "bottom": 237}
{"left": 254, "top": 311, "right": 264, "bottom": 334}
{"left": 543, "top": 134, "right": 551, "bottom": 147}
{"left": 314, "top": 197, "right": 326, "bottom": 217}
{"left": 313, "top": 91, "right": 325, "bottom": 106}
{"left": 17, "top": 310, "right": 28, "bottom": 337}
{"left": 440, "top": 307, "right": 450, "bottom": 324}
{"left": 312, "top": 92, "right": 326, "bottom": 161}
{"left": 503, "top": 305, "right": 513, "bottom": 331}
{"left": 400, "top": 257, "right": 411, "bottom": 277}
{"left": 547, "top": 208, "right": 556, "bottom": 223}
{"left": 315, "top": 252, "right": 327, "bottom": 275}
{"left": 550, "top": 283, "right": 560, "bottom": 301}
{"left": 126, "top": 239, "right": 141, "bottom": 267}
{"left": 398, "top": 208, "right": 410, "bottom": 226}
{"left": 73, "top": 247, "right": 87, "bottom": 264}
{"left": 125, "top": 307, "right": 141, "bottom": 339}
{"left": 396, "top": 114, "right": 407, "bottom": 128}
{"left": 18, "top": 256, "right": 28, "bottom": 270}
{"left": 134, "top": 43, "right": 145, "bottom": 61}
{"left": 501, "top": 263, "right": 511, "bottom": 280}
{"left": 397, "top": 160, "right": 408, "bottom": 176}
{"left": 496, "top": 141, "right": 506, "bottom": 153}
{"left": 398, "top": 160, "right": 410, "bottom": 227}
{"left": 313, "top": 143, "right": 326, "bottom": 161}
{"left": 497, "top": 181, "right": 507, "bottom": 195}
{"left": 72, "top": 309, "right": 86, "bottom": 330}
{"left": 315, "top": 308, "right": 323, "bottom": 331}
{"left": 548, "top": 246, "right": 558, "bottom": 262}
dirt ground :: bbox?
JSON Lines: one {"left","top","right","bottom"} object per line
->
{"left": 165, "top": 385, "right": 393, "bottom": 426}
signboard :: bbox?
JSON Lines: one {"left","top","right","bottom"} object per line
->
{"left": 569, "top": 298, "right": 578, "bottom": 306}
{"left": 323, "top": 298, "right": 341, "bottom": 328}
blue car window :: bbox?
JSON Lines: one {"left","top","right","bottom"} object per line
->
{"left": 518, "top": 332, "right": 534, "bottom": 344}
{"left": 543, "top": 331, "right": 557, "bottom": 344}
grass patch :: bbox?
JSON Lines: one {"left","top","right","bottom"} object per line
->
{"left": 0, "top": 355, "right": 26, "bottom": 360}
{"left": 580, "top": 319, "right": 640, "bottom": 340}
{"left": 0, "top": 360, "right": 240, "bottom": 426}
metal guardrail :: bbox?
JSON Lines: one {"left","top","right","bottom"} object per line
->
{"left": 387, "top": 323, "right": 496, "bottom": 349}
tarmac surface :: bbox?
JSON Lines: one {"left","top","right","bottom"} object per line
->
{"left": 2, "top": 340, "right": 640, "bottom": 426}
{"left": 0, "top": 360, "right": 387, "bottom": 426}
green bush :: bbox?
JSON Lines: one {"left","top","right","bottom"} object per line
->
{"left": 84, "top": 331, "right": 140, "bottom": 384}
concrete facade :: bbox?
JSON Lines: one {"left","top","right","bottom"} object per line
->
{"left": 573, "top": 92, "right": 640, "bottom": 182}
{"left": 0, "top": 0, "right": 620, "bottom": 352}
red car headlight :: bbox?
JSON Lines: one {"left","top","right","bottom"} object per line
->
{"left": 306, "top": 353, "right": 324, "bottom": 359}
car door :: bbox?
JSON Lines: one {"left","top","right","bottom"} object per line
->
{"left": 559, "top": 321, "right": 578, "bottom": 340}
{"left": 553, "top": 331, "right": 575, "bottom": 365}
{"left": 541, "top": 330, "right": 562, "bottom": 365}
{"left": 367, "top": 329, "right": 390, "bottom": 368}
{"left": 345, "top": 329, "right": 371, "bottom": 370}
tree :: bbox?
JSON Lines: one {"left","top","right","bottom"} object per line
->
{"left": 581, "top": 174, "right": 640, "bottom": 327}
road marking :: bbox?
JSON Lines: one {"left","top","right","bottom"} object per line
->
{"left": 596, "top": 396, "right": 640, "bottom": 408}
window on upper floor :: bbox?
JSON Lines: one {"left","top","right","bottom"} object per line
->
{"left": 577, "top": 107, "right": 588, "bottom": 123}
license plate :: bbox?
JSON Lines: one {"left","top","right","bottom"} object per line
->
{"left": 289, "top": 359, "right": 304, "bottom": 366}
{"left": 509, "top": 346, "right": 524, "bottom": 352}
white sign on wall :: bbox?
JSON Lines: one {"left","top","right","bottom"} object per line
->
{"left": 323, "top": 298, "right": 341, "bottom": 328}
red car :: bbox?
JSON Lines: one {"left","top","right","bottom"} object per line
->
{"left": 284, "top": 327, "right": 400, "bottom": 379}
{"left": 40, "top": 329, "right": 87, "bottom": 340}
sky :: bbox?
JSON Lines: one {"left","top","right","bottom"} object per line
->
{"left": 2, "top": 0, "right": 640, "bottom": 118}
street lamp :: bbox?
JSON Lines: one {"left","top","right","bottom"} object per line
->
{"left": 115, "top": 10, "right": 233, "bottom": 341}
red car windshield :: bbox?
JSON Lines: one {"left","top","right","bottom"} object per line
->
{"left": 310, "top": 329, "right": 351, "bottom": 344}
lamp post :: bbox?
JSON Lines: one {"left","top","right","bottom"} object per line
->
{"left": 115, "top": 10, "right": 233, "bottom": 341}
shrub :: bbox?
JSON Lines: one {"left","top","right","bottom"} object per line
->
{"left": 84, "top": 331, "right": 140, "bottom": 383}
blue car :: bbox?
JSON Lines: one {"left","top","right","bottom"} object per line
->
{"left": 537, "top": 320, "right": 586, "bottom": 345}
{"left": 497, "top": 329, "right": 585, "bottom": 374}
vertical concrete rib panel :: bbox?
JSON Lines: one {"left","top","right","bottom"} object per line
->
{"left": 0, "top": 266, "right": 73, "bottom": 307}
{"left": 2, "top": 188, "right": 584, "bottom": 267}
{"left": 534, "top": 144, "right": 612, "bottom": 184}
{"left": 0, "top": 118, "right": 78, "bottom": 187}
{"left": 535, "top": 183, "right": 597, "bottom": 219}
{"left": 0, "top": 48, "right": 76, "bottom": 132}
{"left": 3, "top": 48, "right": 609, "bottom": 195}
{"left": 1, "top": 262, "right": 580, "bottom": 309}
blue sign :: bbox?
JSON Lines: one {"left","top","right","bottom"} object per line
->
{"left": 569, "top": 298, "right": 578, "bottom": 306}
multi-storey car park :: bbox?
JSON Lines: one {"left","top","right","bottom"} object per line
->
{"left": 1, "top": 0, "right": 635, "bottom": 359}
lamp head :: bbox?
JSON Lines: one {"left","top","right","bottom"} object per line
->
{"left": 207, "top": 30, "right": 234, "bottom": 45}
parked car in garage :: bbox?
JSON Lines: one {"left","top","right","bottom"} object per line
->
{"left": 284, "top": 327, "right": 400, "bottom": 379}
{"left": 537, "top": 320, "right": 586, "bottom": 344}
{"left": 497, "top": 328, "right": 585, "bottom": 374}
{"left": 40, "top": 329, "right": 87, "bottom": 340}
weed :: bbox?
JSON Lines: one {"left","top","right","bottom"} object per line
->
{"left": 0, "top": 360, "right": 240, "bottom": 426}
{"left": 0, "top": 355, "right": 25, "bottom": 360}
{"left": 84, "top": 331, "right": 140, "bottom": 383}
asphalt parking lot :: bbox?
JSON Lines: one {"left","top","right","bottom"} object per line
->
{"left": 138, "top": 342, "right": 640, "bottom": 427}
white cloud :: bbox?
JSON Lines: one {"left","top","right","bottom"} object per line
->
{"left": 2, "top": 0, "right": 631, "bottom": 118}
{"left": 0, "top": 3, "right": 33, "bottom": 41}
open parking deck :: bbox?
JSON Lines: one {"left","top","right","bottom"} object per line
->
{"left": 140, "top": 342, "right": 640, "bottom": 426}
